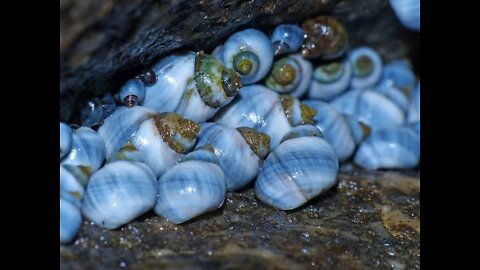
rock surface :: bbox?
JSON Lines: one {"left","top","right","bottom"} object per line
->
{"left": 60, "top": 168, "right": 420, "bottom": 269}
{"left": 60, "top": 0, "right": 419, "bottom": 123}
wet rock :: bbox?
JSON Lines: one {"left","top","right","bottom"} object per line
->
{"left": 60, "top": 169, "right": 420, "bottom": 269}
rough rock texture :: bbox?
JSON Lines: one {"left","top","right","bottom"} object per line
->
{"left": 60, "top": 0, "right": 419, "bottom": 123}
{"left": 60, "top": 168, "right": 420, "bottom": 269}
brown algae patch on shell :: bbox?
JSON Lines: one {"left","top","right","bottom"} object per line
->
{"left": 301, "top": 16, "right": 348, "bottom": 59}
{"left": 280, "top": 95, "right": 317, "bottom": 126}
{"left": 236, "top": 127, "right": 270, "bottom": 160}
{"left": 152, "top": 112, "right": 199, "bottom": 154}
{"left": 194, "top": 52, "right": 242, "bottom": 108}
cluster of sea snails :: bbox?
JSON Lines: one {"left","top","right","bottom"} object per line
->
{"left": 60, "top": 8, "right": 420, "bottom": 245}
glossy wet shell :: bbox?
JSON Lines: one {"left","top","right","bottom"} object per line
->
{"left": 354, "top": 127, "right": 420, "bottom": 170}
{"left": 81, "top": 161, "right": 157, "bottom": 229}
{"left": 303, "top": 100, "right": 356, "bottom": 162}
{"left": 196, "top": 122, "right": 263, "bottom": 191}
{"left": 154, "top": 161, "right": 226, "bottom": 224}
{"left": 60, "top": 198, "right": 82, "bottom": 245}
{"left": 255, "top": 136, "right": 338, "bottom": 210}
{"left": 331, "top": 89, "right": 405, "bottom": 130}
{"left": 61, "top": 127, "right": 106, "bottom": 173}
{"left": 215, "top": 84, "right": 292, "bottom": 149}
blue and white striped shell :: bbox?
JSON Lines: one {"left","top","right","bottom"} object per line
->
{"left": 389, "top": 0, "right": 420, "bottom": 31}
{"left": 154, "top": 150, "right": 226, "bottom": 224}
{"left": 61, "top": 127, "right": 106, "bottom": 174}
{"left": 308, "top": 58, "right": 352, "bottom": 101}
{"left": 373, "top": 85, "right": 409, "bottom": 112}
{"left": 81, "top": 161, "right": 157, "bottom": 229}
{"left": 255, "top": 128, "right": 338, "bottom": 210}
{"left": 270, "top": 24, "right": 305, "bottom": 56}
{"left": 141, "top": 52, "right": 241, "bottom": 122}
{"left": 60, "top": 198, "right": 82, "bottom": 245}
{"left": 98, "top": 107, "right": 199, "bottom": 177}
{"left": 408, "top": 81, "right": 420, "bottom": 123}
{"left": 60, "top": 165, "right": 85, "bottom": 208}
{"left": 118, "top": 78, "right": 146, "bottom": 108}
{"left": 348, "top": 47, "right": 383, "bottom": 89}
{"left": 60, "top": 122, "right": 73, "bottom": 159}
{"left": 264, "top": 54, "right": 313, "bottom": 98}
{"left": 331, "top": 89, "right": 405, "bottom": 130}
{"left": 221, "top": 29, "right": 274, "bottom": 85}
{"left": 196, "top": 123, "right": 270, "bottom": 191}
{"left": 215, "top": 84, "right": 316, "bottom": 149}
{"left": 354, "top": 127, "right": 420, "bottom": 170}
{"left": 130, "top": 113, "right": 199, "bottom": 177}
{"left": 98, "top": 105, "right": 156, "bottom": 158}
{"left": 303, "top": 100, "right": 356, "bottom": 162}
{"left": 342, "top": 114, "right": 371, "bottom": 145}
{"left": 376, "top": 60, "right": 416, "bottom": 92}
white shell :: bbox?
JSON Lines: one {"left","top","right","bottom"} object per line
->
{"left": 81, "top": 161, "right": 157, "bottom": 229}
{"left": 222, "top": 29, "right": 273, "bottom": 84}
{"left": 60, "top": 122, "right": 73, "bottom": 159}
{"left": 308, "top": 59, "right": 352, "bottom": 101}
{"left": 196, "top": 123, "right": 263, "bottom": 191}
{"left": 348, "top": 47, "right": 383, "bottom": 89}
{"left": 143, "top": 52, "right": 196, "bottom": 113}
{"left": 331, "top": 89, "right": 405, "bottom": 130}
{"left": 303, "top": 100, "right": 356, "bottom": 162}
{"left": 131, "top": 117, "right": 184, "bottom": 178}
{"left": 154, "top": 160, "right": 226, "bottom": 224}
{"left": 215, "top": 84, "right": 292, "bottom": 149}
{"left": 354, "top": 127, "right": 420, "bottom": 170}
{"left": 255, "top": 136, "right": 338, "bottom": 210}
{"left": 98, "top": 105, "right": 156, "bottom": 158}
{"left": 290, "top": 54, "right": 313, "bottom": 98}
{"left": 61, "top": 127, "right": 106, "bottom": 173}
{"left": 60, "top": 165, "right": 84, "bottom": 208}
{"left": 60, "top": 198, "right": 82, "bottom": 245}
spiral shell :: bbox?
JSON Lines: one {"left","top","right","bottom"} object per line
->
{"left": 255, "top": 129, "right": 338, "bottom": 210}
{"left": 222, "top": 29, "right": 274, "bottom": 85}
{"left": 215, "top": 84, "right": 316, "bottom": 149}
{"left": 348, "top": 47, "right": 383, "bottom": 89}
{"left": 196, "top": 123, "right": 270, "bottom": 191}
{"left": 301, "top": 16, "right": 348, "bottom": 60}
{"left": 354, "top": 127, "right": 420, "bottom": 170}
{"left": 60, "top": 198, "right": 82, "bottom": 245}
{"left": 82, "top": 161, "right": 157, "bottom": 229}
{"left": 270, "top": 24, "right": 305, "bottom": 56}
{"left": 264, "top": 53, "right": 313, "bottom": 98}
{"left": 154, "top": 155, "right": 226, "bottom": 224}
{"left": 308, "top": 58, "right": 352, "bottom": 101}
{"left": 98, "top": 105, "right": 156, "bottom": 158}
{"left": 331, "top": 89, "right": 405, "bottom": 130}
{"left": 60, "top": 122, "right": 73, "bottom": 159}
{"left": 61, "top": 127, "right": 106, "bottom": 174}
{"left": 130, "top": 112, "right": 199, "bottom": 177}
{"left": 142, "top": 52, "right": 241, "bottom": 122}
{"left": 303, "top": 100, "right": 356, "bottom": 162}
